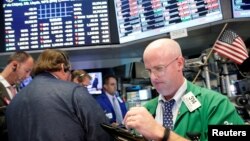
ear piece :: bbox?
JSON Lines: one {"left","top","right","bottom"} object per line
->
{"left": 12, "top": 64, "right": 17, "bottom": 72}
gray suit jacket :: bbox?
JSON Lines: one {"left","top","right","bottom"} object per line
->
{"left": 6, "top": 72, "right": 112, "bottom": 141}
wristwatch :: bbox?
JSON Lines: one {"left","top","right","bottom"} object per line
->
{"left": 162, "top": 127, "right": 170, "bottom": 141}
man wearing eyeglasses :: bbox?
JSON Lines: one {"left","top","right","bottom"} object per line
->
{"left": 124, "top": 38, "right": 245, "bottom": 141}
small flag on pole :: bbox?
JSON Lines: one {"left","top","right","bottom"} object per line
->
{"left": 213, "top": 30, "right": 248, "bottom": 64}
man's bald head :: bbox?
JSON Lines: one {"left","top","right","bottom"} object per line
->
{"left": 143, "top": 38, "right": 182, "bottom": 60}
{"left": 142, "top": 38, "right": 185, "bottom": 99}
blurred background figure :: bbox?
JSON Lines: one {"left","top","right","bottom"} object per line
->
{"left": 71, "top": 69, "right": 92, "bottom": 87}
{"left": 95, "top": 74, "right": 127, "bottom": 125}
{"left": 0, "top": 51, "right": 34, "bottom": 102}
{"left": 0, "top": 51, "right": 34, "bottom": 141}
{"left": 92, "top": 74, "right": 99, "bottom": 90}
{"left": 6, "top": 49, "right": 112, "bottom": 141}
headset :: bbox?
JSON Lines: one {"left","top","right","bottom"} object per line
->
{"left": 60, "top": 51, "right": 70, "bottom": 72}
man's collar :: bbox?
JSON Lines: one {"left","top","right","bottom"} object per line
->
{"left": 0, "top": 75, "right": 11, "bottom": 88}
{"left": 49, "top": 72, "right": 59, "bottom": 79}
{"left": 158, "top": 79, "right": 187, "bottom": 103}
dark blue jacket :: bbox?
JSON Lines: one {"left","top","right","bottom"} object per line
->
{"left": 95, "top": 91, "right": 127, "bottom": 123}
{"left": 6, "top": 72, "right": 112, "bottom": 141}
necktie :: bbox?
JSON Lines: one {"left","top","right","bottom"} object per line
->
{"left": 112, "top": 97, "right": 123, "bottom": 124}
{"left": 163, "top": 99, "right": 175, "bottom": 129}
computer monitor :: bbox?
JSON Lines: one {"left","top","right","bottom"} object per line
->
{"left": 87, "top": 72, "right": 103, "bottom": 94}
{"left": 234, "top": 79, "right": 250, "bottom": 95}
{"left": 2, "top": 0, "right": 111, "bottom": 52}
{"left": 232, "top": 0, "right": 250, "bottom": 18}
{"left": 126, "top": 91, "right": 138, "bottom": 102}
{"left": 114, "top": 0, "right": 223, "bottom": 43}
{"left": 138, "top": 89, "right": 152, "bottom": 101}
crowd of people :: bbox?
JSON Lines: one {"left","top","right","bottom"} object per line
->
{"left": 0, "top": 38, "right": 246, "bottom": 141}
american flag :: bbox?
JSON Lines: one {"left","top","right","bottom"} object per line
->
{"left": 213, "top": 30, "right": 248, "bottom": 64}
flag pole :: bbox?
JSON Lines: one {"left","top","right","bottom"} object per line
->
{"left": 192, "top": 23, "right": 228, "bottom": 83}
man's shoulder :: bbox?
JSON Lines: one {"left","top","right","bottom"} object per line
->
{"left": 0, "top": 76, "right": 10, "bottom": 88}
{"left": 0, "top": 81, "right": 5, "bottom": 90}
{"left": 145, "top": 97, "right": 158, "bottom": 104}
{"left": 186, "top": 81, "right": 231, "bottom": 107}
{"left": 0, "top": 81, "right": 10, "bottom": 99}
{"left": 187, "top": 81, "right": 225, "bottom": 97}
{"left": 144, "top": 97, "right": 158, "bottom": 114}
{"left": 35, "top": 74, "right": 76, "bottom": 86}
{"left": 95, "top": 93, "right": 107, "bottom": 101}
{"left": 28, "top": 76, "right": 81, "bottom": 97}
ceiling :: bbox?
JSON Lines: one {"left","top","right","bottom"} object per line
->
{"left": 0, "top": 19, "right": 250, "bottom": 70}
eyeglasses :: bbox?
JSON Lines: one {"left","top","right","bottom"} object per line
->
{"left": 144, "top": 56, "right": 179, "bottom": 77}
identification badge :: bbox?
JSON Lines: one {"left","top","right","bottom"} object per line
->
{"left": 117, "top": 97, "right": 123, "bottom": 103}
{"left": 182, "top": 92, "right": 201, "bottom": 112}
{"left": 106, "top": 113, "right": 113, "bottom": 119}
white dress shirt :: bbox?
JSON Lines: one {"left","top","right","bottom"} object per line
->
{"left": 0, "top": 75, "right": 14, "bottom": 99}
{"left": 155, "top": 79, "right": 187, "bottom": 125}
{"left": 105, "top": 92, "right": 123, "bottom": 120}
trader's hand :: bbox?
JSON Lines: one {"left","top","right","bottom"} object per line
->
{"left": 124, "top": 107, "right": 164, "bottom": 140}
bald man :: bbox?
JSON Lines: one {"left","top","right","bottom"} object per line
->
{"left": 124, "top": 38, "right": 244, "bottom": 141}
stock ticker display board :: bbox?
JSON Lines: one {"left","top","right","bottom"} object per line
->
{"left": 232, "top": 0, "right": 250, "bottom": 18}
{"left": 3, "top": 0, "right": 111, "bottom": 52}
{"left": 114, "top": 0, "right": 223, "bottom": 43}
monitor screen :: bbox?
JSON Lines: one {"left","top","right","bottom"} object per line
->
{"left": 234, "top": 79, "right": 250, "bottom": 95}
{"left": 138, "top": 89, "right": 152, "bottom": 101}
{"left": 126, "top": 91, "right": 138, "bottom": 102}
{"left": 87, "top": 72, "right": 103, "bottom": 94}
{"left": 114, "top": 0, "right": 223, "bottom": 43}
{"left": 3, "top": 0, "right": 111, "bottom": 52}
{"left": 232, "top": 0, "right": 250, "bottom": 18}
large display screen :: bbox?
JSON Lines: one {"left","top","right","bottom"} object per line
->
{"left": 3, "top": 0, "right": 111, "bottom": 52}
{"left": 114, "top": 0, "right": 223, "bottom": 43}
{"left": 232, "top": 0, "right": 250, "bottom": 18}
{"left": 87, "top": 72, "right": 103, "bottom": 94}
